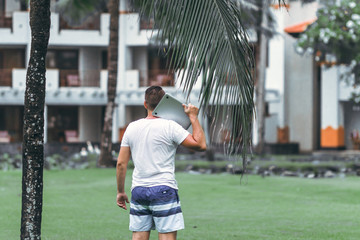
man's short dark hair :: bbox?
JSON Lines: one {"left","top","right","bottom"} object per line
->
{"left": 145, "top": 86, "right": 165, "bottom": 110}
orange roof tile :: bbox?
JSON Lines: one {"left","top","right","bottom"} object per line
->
{"left": 284, "top": 18, "right": 317, "bottom": 33}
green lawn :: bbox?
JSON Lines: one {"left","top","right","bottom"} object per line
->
{"left": 1, "top": 169, "right": 360, "bottom": 240}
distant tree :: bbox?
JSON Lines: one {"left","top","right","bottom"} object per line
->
{"left": 296, "top": 0, "right": 360, "bottom": 95}
{"left": 255, "top": 0, "right": 269, "bottom": 155}
{"left": 21, "top": 0, "right": 51, "bottom": 239}
{"left": 240, "top": 0, "right": 275, "bottom": 155}
{"left": 98, "top": 0, "right": 120, "bottom": 166}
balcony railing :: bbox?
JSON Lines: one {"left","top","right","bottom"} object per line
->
{"left": 0, "top": 69, "right": 12, "bottom": 86}
{"left": 59, "top": 15, "right": 100, "bottom": 30}
{"left": 1, "top": 69, "right": 103, "bottom": 89}
{"left": 0, "top": 15, "right": 12, "bottom": 28}
{"left": 2, "top": 68, "right": 175, "bottom": 89}
{"left": 59, "top": 69, "right": 101, "bottom": 87}
{"left": 140, "top": 16, "right": 155, "bottom": 30}
{"left": 138, "top": 69, "right": 175, "bottom": 87}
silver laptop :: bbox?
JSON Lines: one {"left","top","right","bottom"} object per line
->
{"left": 152, "top": 93, "right": 191, "bottom": 129}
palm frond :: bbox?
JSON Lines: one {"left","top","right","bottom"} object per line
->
{"left": 136, "top": 0, "right": 255, "bottom": 171}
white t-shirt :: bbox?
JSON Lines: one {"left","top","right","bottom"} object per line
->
{"left": 121, "top": 118, "right": 189, "bottom": 190}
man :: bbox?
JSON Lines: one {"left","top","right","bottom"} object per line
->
{"left": 116, "top": 86, "right": 206, "bottom": 240}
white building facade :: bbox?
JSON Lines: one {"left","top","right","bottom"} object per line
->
{"left": 261, "top": 0, "right": 359, "bottom": 152}
{"left": 1, "top": 0, "right": 357, "bottom": 152}
{"left": 0, "top": 0, "right": 207, "bottom": 146}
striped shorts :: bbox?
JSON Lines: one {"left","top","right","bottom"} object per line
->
{"left": 129, "top": 185, "right": 185, "bottom": 233}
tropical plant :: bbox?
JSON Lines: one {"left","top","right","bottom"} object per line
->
{"left": 21, "top": 0, "right": 51, "bottom": 239}
{"left": 296, "top": 0, "right": 360, "bottom": 83}
{"left": 98, "top": 0, "right": 120, "bottom": 166}
{"left": 135, "top": 0, "right": 258, "bottom": 170}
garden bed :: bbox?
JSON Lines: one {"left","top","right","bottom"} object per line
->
{"left": 1, "top": 152, "right": 360, "bottom": 178}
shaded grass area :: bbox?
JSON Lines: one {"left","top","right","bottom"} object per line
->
{"left": 1, "top": 169, "right": 360, "bottom": 239}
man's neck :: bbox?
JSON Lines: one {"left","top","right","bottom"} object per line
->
{"left": 145, "top": 110, "right": 159, "bottom": 119}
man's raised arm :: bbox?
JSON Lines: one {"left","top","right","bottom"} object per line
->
{"left": 180, "top": 104, "right": 207, "bottom": 151}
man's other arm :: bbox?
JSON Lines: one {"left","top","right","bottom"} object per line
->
{"left": 116, "top": 146, "right": 130, "bottom": 210}
{"left": 181, "top": 104, "right": 207, "bottom": 151}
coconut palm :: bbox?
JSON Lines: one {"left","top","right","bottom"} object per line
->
{"left": 136, "top": 0, "right": 256, "bottom": 169}
{"left": 98, "top": 0, "right": 120, "bottom": 166}
{"left": 21, "top": 0, "right": 51, "bottom": 239}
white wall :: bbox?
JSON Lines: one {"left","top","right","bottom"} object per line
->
{"left": 5, "top": 0, "right": 20, "bottom": 16}
{"left": 265, "top": 114, "right": 278, "bottom": 143}
{"left": 284, "top": 1, "right": 318, "bottom": 151}
{"left": 79, "top": 106, "right": 102, "bottom": 141}
{"left": 79, "top": 47, "right": 101, "bottom": 86}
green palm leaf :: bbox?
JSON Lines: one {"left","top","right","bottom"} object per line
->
{"left": 136, "top": 0, "right": 255, "bottom": 171}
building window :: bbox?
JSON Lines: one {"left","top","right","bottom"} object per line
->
{"left": 146, "top": 47, "right": 175, "bottom": 87}
{"left": 0, "top": 106, "right": 24, "bottom": 142}
{"left": 46, "top": 49, "right": 79, "bottom": 87}
{"left": 0, "top": 48, "right": 26, "bottom": 86}
{"left": 47, "top": 106, "right": 79, "bottom": 143}
{"left": 0, "top": 0, "right": 11, "bottom": 28}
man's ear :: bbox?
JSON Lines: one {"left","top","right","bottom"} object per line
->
{"left": 144, "top": 101, "right": 148, "bottom": 109}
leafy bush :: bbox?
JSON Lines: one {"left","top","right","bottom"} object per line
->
{"left": 297, "top": 0, "right": 360, "bottom": 83}
{"left": 0, "top": 153, "right": 22, "bottom": 171}
{"left": 1, "top": 152, "right": 100, "bottom": 171}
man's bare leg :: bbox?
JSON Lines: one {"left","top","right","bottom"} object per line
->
{"left": 158, "top": 231, "right": 177, "bottom": 240}
{"left": 132, "top": 231, "right": 150, "bottom": 240}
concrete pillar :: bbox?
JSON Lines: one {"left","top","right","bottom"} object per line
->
{"left": 114, "top": 103, "right": 126, "bottom": 142}
{"left": 112, "top": 105, "right": 118, "bottom": 143}
{"left": 79, "top": 47, "right": 101, "bottom": 86}
{"left": 118, "top": 11, "right": 127, "bottom": 91}
{"left": 199, "top": 108, "right": 210, "bottom": 146}
{"left": 266, "top": 8, "right": 287, "bottom": 144}
{"left": 283, "top": 1, "right": 318, "bottom": 152}
{"left": 252, "top": 113, "right": 258, "bottom": 146}
{"left": 320, "top": 66, "right": 344, "bottom": 148}
{"left": 79, "top": 106, "right": 102, "bottom": 142}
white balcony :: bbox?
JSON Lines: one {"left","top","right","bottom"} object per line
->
{"left": 49, "top": 13, "right": 110, "bottom": 46}
{"left": 124, "top": 13, "right": 158, "bottom": 46}
{"left": 0, "top": 11, "right": 110, "bottom": 46}
{"left": 0, "top": 68, "right": 108, "bottom": 105}
{"left": 0, "top": 11, "right": 160, "bottom": 47}
{"left": 125, "top": 70, "right": 140, "bottom": 89}
{"left": 0, "top": 11, "right": 29, "bottom": 44}
{"left": 11, "top": 69, "right": 59, "bottom": 90}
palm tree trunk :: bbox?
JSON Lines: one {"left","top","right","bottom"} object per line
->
{"left": 99, "top": 0, "right": 119, "bottom": 167}
{"left": 255, "top": 0, "right": 268, "bottom": 154}
{"left": 20, "top": 0, "right": 50, "bottom": 239}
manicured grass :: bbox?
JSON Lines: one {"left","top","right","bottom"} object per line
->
{"left": 1, "top": 169, "right": 360, "bottom": 240}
